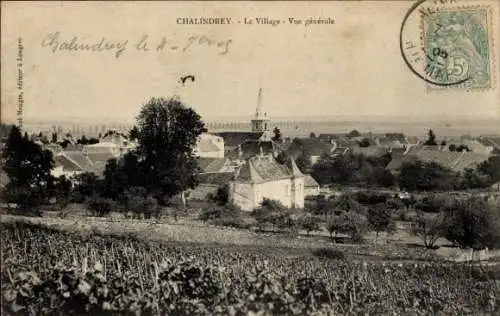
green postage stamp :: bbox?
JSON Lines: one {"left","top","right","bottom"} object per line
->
{"left": 421, "top": 5, "right": 495, "bottom": 91}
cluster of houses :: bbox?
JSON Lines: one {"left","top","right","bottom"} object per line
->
{"left": 1, "top": 90, "right": 500, "bottom": 211}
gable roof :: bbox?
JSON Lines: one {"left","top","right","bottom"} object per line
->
{"left": 197, "top": 157, "right": 229, "bottom": 173}
{"left": 63, "top": 151, "right": 94, "bottom": 172}
{"left": 234, "top": 155, "right": 301, "bottom": 183}
{"left": 226, "top": 140, "right": 278, "bottom": 160}
{"left": 318, "top": 133, "right": 346, "bottom": 142}
{"left": 331, "top": 147, "right": 350, "bottom": 156}
{"left": 304, "top": 174, "right": 319, "bottom": 187}
{"left": 198, "top": 172, "right": 234, "bottom": 185}
{"left": 386, "top": 147, "right": 490, "bottom": 173}
{"left": 54, "top": 154, "right": 85, "bottom": 172}
{"left": 351, "top": 146, "right": 388, "bottom": 157}
{"left": 214, "top": 132, "right": 263, "bottom": 148}
{"left": 286, "top": 138, "right": 333, "bottom": 157}
{"left": 196, "top": 139, "right": 221, "bottom": 153}
{"left": 385, "top": 133, "right": 406, "bottom": 142}
{"left": 64, "top": 144, "right": 84, "bottom": 152}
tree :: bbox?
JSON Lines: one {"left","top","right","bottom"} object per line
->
{"left": 327, "top": 211, "right": 367, "bottom": 243}
{"left": 443, "top": 197, "right": 500, "bottom": 250}
{"left": 72, "top": 172, "right": 103, "bottom": 202}
{"left": 0, "top": 123, "right": 13, "bottom": 139}
{"left": 121, "top": 187, "right": 158, "bottom": 219}
{"left": 358, "top": 138, "right": 371, "bottom": 147}
{"left": 52, "top": 175, "right": 72, "bottom": 211}
{"left": 136, "top": 97, "right": 206, "bottom": 205}
{"left": 129, "top": 125, "right": 140, "bottom": 141}
{"left": 275, "top": 151, "right": 289, "bottom": 165}
{"left": 477, "top": 156, "right": 500, "bottom": 185}
{"left": 51, "top": 133, "right": 58, "bottom": 144}
{"left": 298, "top": 213, "right": 321, "bottom": 236}
{"left": 208, "top": 184, "right": 229, "bottom": 205}
{"left": 309, "top": 132, "right": 316, "bottom": 138}
{"left": 347, "top": 130, "right": 361, "bottom": 138}
{"left": 424, "top": 129, "right": 438, "bottom": 146}
{"left": 448, "top": 144, "right": 457, "bottom": 152}
{"left": 411, "top": 211, "right": 447, "bottom": 249}
{"left": 399, "top": 160, "right": 457, "bottom": 191}
{"left": 295, "top": 153, "right": 312, "bottom": 173}
{"left": 367, "top": 204, "right": 395, "bottom": 242}
{"left": 1, "top": 126, "right": 55, "bottom": 211}
{"left": 272, "top": 127, "right": 282, "bottom": 143}
{"left": 77, "top": 135, "right": 89, "bottom": 145}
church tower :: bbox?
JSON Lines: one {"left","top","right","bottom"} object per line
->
{"left": 251, "top": 88, "right": 270, "bottom": 133}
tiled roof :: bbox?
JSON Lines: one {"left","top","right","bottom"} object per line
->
{"left": 64, "top": 144, "right": 84, "bottom": 152}
{"left": 286, "top": 138, "right": 333, "bottom": 157}
{"left": 451, "top": 153, "right": 490, "bottom": 172}
{"left": 407, "top": 136, "right": 420, "bottom": 144}
{"left": 214, "top": 132, "right": 263, "bottom": 148}
{"left": 304, "top": 174, "right": 319, "bottom": 187}
{"left": 386, "top": 148, "right": 490, "bottom": 173}
{"left": 226, "top": 140, "right": 277, "bottom": 160}
{"left": 196, "top": 139, "right": 220, "bottom": 153}
{"left": 63, "top": 152, "right": 94, "bottom": 172}
{"left": 86, "top": 152, "right": 118, "bottom": 164}
{"left": 54, "top": 154, "right": 84, "bottom": 172}
{"left": 318, "top": 133, "right": 346, "bottom": 141}
{"left": 234, "top": 155, "right": 301, "bottom": 183}
{"left": 478, "top": 137, "right": 500, "bottom": 151}
{"left": 198, "top": 172, "right": 234, "bottom": 185}
{"left": 385, "top": 133, "right": 406, "bottom": 142}
{"left": 331, "top": 147, "right": 350, "bottom": 156}
{"left": 351, "top": 146, "right": 388, "bottom": 157}
{"left": 197, "top": 158, "right": 229, "bottom": 173}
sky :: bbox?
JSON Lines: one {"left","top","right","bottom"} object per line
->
{"left": 1, "top": 1, "right": 499, "bottom": 124}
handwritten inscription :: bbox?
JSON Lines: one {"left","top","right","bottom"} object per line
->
{"left": 40, "top": 32, "right": 232, "bottom": 58}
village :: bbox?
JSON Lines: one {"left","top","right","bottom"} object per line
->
{"left": 3, "top": 88, "right": 499, "bottom": 213}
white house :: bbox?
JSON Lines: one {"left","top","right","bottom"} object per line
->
{"left": 229, "top": 154, "right": 304, "bottom": 211}
{"left": 194, "top": 133, "right": 225, "bottom": 158}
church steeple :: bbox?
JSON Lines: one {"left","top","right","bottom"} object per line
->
{"left": 251, "top": 87, "right": 270, "bottom": 132}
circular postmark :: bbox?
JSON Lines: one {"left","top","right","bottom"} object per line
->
{"left": 400, "top": 0, "right": 484, "bottom": 87}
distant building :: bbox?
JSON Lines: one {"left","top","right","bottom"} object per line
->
{"left": 285, "top": 138, "right": 334, "bottom": 164}
{"left": 251, "top": 88, "right": 270, "bottom": 133}
{"left": 386, "top": 146, "right": 490, "bottom": 175}
{"left": 492, "top": 181, "right": 500, "bottom": 191}
{"left": 229, "top": 154, "right": 304, "bottom": 211}
{"left": 214, "top": 88, "right": 273, "bottom": 155}
{"left": 193, "top": 133, "right": 225, "bottom": 158}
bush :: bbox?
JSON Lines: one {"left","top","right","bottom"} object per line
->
{"left": 355, "top": 191, "right": 390, "bottom": 205}
{"left": 298, "top": 214, "right": 322, "bottom": 236}
{"left": 199, "top": 204, "right": 245, "bottom": 228}
{"left": 121, "top": 187, "right": 159, "bottom": 219}
{"left": 207, "top": 184, "right": 229, "bottom": 206}
{"left": 86, "top": 195, "right": 117, "bottom": 217}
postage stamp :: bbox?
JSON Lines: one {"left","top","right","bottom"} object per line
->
{"left": 420, "top": 5, "right": 495, "bottom": 91}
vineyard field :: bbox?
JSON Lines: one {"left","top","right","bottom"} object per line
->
{"left": 2, "top": 221, "right": 499, "bottom": 315}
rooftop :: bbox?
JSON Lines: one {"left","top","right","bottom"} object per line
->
{"left": 234, "top": 155, "right": 303, "bottom": 183}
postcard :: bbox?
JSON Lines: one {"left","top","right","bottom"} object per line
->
{"left": 1, "top": 1, "right": 500, "bottom": 315}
